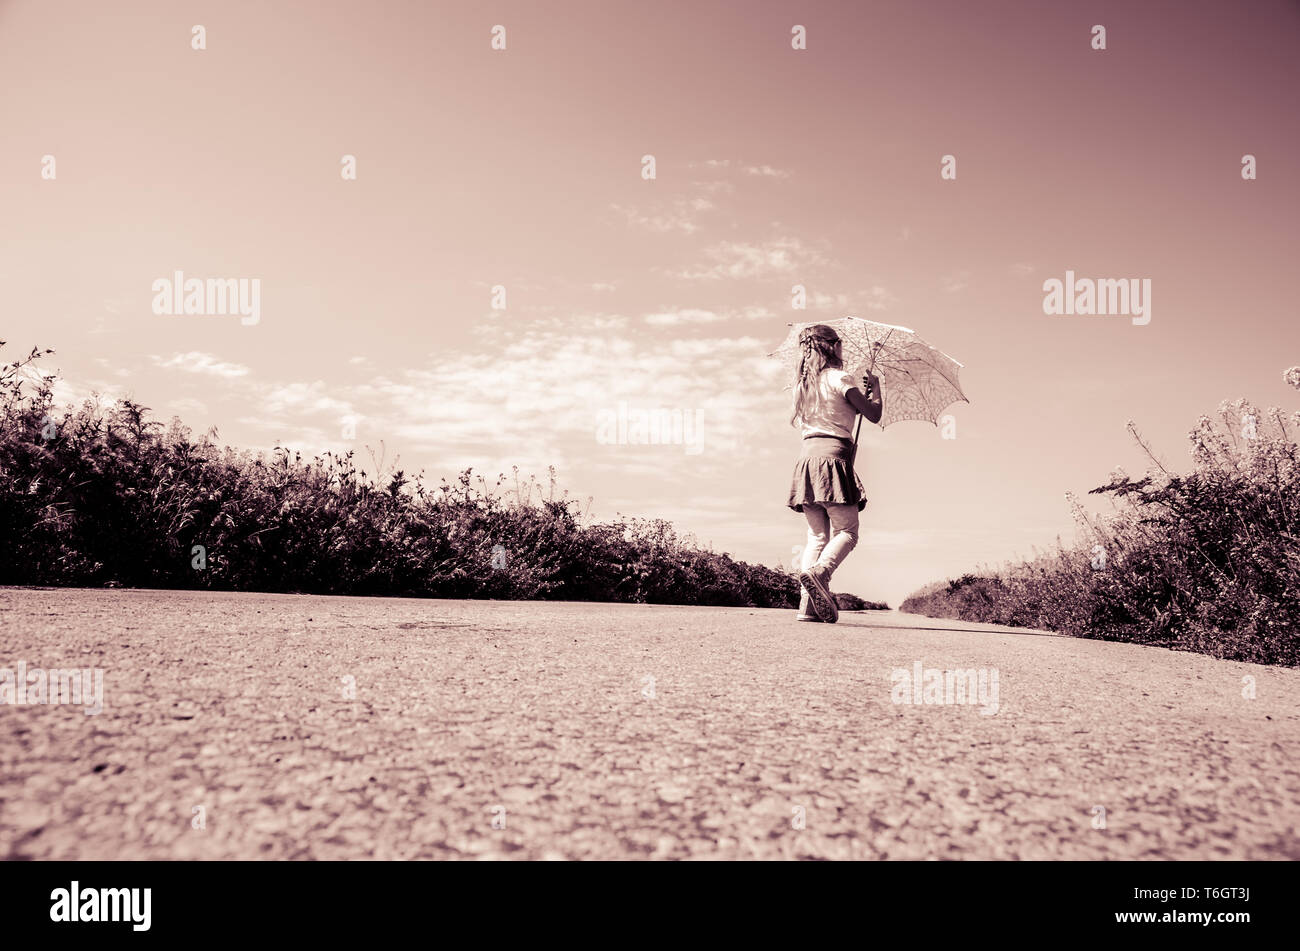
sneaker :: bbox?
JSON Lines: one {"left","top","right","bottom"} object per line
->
{"left": 798, "top": 567, "right": 839, "bottom": 623}
{"left": 796, "top": 587, "right": 822, "bottom": 622}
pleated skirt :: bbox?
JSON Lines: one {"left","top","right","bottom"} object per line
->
{"left": 787, "top": 435, "right": 867, "bottom": 513}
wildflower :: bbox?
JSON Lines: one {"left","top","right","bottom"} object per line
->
{"left": 1285, "top": 367, "right": 1300, "bottom": 390}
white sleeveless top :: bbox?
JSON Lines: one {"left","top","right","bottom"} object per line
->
{"left": 797, "top": 368, "right": 859, "bottom": 439}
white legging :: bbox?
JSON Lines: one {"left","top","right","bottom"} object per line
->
{"left": 799, "top": 502, "right": 860, "bottom": 612}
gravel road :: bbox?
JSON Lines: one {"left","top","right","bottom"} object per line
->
{"left": 1, "top": 587, "right": 1297, "bottom": 860}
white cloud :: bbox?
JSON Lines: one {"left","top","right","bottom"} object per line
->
{"left": 687, "top": 159, "right": 789, "bottom": 179}
{"left": 151, "top": 351, "right": 251, "bottom": 378}
{"left": 691, "top": 180, "right": 736, "bottom": 195}
{"left": 323, "top": 324, "right": 790, "bottom": 481}
{"left": 861, "top": 286, "right": 897, "bottom": 311}
{"left": 689, "top": 159, "right": 789, "bottom": 178}
{"left": 48, "top": 377, "right": 120, "bottom": 410}
{"left": 941, "top": 271, "right": 971, "bottom": 294}
{"left": 643, "top": 305, "right": 772, "bottom": 325}
{"left": 675, "top": 238, "right": 830, "bottom": 280}
{"left": 262, "top": 381, "right": 352, "bottom": 417}
{"left": 807, "top": 288, "right": 895, "bottom": 312}
{"left": 611, "top": 197, "right": 714, "bottom": 234}
{"left": 809, "top": 291, "right": 851, "bottom": 310}
{"left": 645, "top": 308, "right": 724, "bottom": 326}
{"left": 497, "top": 311, "right": 628, "bottom": 334}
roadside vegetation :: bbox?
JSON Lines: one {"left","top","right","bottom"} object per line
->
{"left": 902, "top": 370, "right": 1300, "bottom": 666}
{"left": 1, "top": 344, "right": 802, "bottom": 608}
{"left": 835, "top": 593, "right": 889, "bottom": 611}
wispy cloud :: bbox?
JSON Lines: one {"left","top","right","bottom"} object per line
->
{"left": 643, "top": 305, "right": 771, "bottom": 325}
{"left": 151, "top": 352, "right": 251, "bottom": 378}
{"left": 611, "top": 197, "right": 714, "bottom": 234}
{"left": 674, "top": 238, "right": 831, "bottom": 281}
{"left": 859, "top": 286, "right": 897, "bottom": 311}
{"left": 689, "top": 159, "right": 790, "bottom": 179}
{"left": 941, "top": 271, "right": 971, "bottom": 294}
{"left": 806, "top": 285, "right": 895, "bottom": 313}
{"left": 644, "top": 308, "right": 725, "bottom": 326}
{"left": 262, "top": 381, "right": 352, "bottom": 417}
{"left": 742, "top": 164, "right": 790, "bottom": 179}
{"left": 691, "top": 180, "right": 736, "bottom": 195}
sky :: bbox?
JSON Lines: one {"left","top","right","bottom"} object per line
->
{"left": 1, "top": 0, "right": 1297, "bottom": 607}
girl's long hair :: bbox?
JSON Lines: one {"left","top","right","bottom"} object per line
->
{"left": 790, "top": 324, "right": 842, "bottom": 428}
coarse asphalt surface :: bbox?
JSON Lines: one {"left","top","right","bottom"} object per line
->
{"left": 1, "top": 587, "right": 1297, "bottom": 860}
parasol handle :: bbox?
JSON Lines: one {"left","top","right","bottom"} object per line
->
{"left": 849, "top": 336, "right": 888, "bottom": 473}
{"left": 849, "top": 350, "right": 870, "bottom": 469}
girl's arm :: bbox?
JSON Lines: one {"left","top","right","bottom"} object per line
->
{"left": 845, "top": 370, "right": 883, "bottom": 424}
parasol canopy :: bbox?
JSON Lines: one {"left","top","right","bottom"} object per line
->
{"left": 767, "top": 316, "right": 969, "bottom": 430}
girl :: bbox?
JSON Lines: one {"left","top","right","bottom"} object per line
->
{"left": 787, "top": 324, "right": 882, "bottom": 623}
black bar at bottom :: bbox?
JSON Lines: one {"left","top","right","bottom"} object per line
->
{"left": 0, "top": 859, "right": 1280, "bottom": 939}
